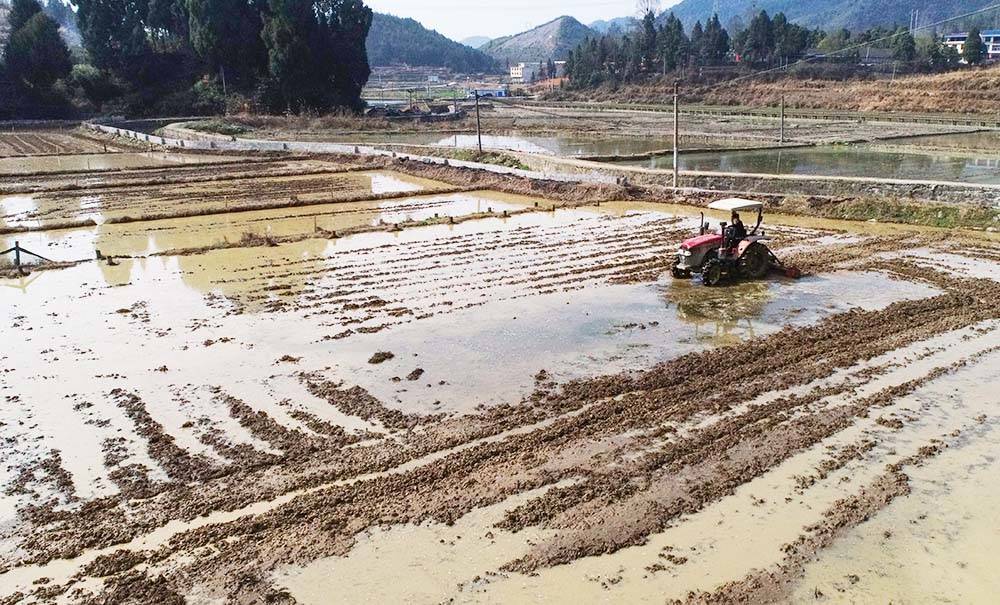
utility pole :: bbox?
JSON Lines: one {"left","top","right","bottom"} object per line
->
{"left": 779, "top": 95, "right": 785, "bottom": 143}
{"left": 474, "top": 90, "right": 483, "bottom": 155}
{"left": 220, "top": 67, "right": 227, "bottom": 115}
{"left": 672, "top": 79, "right": 679, "bottom": 188}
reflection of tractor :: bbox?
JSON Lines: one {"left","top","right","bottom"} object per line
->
{"left": 671, "top": 198, "right": 800, "bottom": 286}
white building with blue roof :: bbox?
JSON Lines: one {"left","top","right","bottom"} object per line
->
{"left": 944, "top": 29, "right": 1000, "bottom": 62}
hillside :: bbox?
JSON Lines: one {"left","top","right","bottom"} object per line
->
{"left": 366, "top": 13, "right": 498, "bottom": 73}
{"left": 481, "top": 16, "right": 594, "bottom": 63}
{"left": 664, "top": 0, "right": 999, "bottom": 31}
{"left": 589, "top": 17, "right": 639, "bottom": 35}
{"left": 460, "top": 36, "right": 491, "bottom": 49}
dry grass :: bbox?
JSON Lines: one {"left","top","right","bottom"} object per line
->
{"left": 203, "top": 110, "right": 476, "bottom": 136}
{"left": 547, "top": 64, "right": 1000, "bottom": 114}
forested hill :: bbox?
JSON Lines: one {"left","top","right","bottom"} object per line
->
{"left": 367, "top": 13, "right": 499, "bottom": 72}
{"left": 665, "top": 0, "right": 998, "bottom": 31}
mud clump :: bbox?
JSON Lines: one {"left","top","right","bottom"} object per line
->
{"left": 81, "top": 549, "right": 149, "bottom": 578}
{"left": 406, "top": 368, "right": 425, "bottom": 381}
{"left": 368, "top": 351, "right": 394, "bottom": 364}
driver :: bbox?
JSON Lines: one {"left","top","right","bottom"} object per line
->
{"left": 726, "top": 211, "right": 747, "bottom": 247}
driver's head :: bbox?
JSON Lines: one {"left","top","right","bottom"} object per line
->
{"left": 732, "top": 212, "right": 740, "bottom": 222}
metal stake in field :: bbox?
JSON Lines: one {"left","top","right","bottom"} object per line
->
{"left": 780, "top": 95, "right": 785, "bottom": 143}
{"left": 474, "top": 90, "right": 483, "bottom": 155}
{"left": 672, "top": 79, "right": 679, "bottom": 188}
{"left": 1, "top": 241, "right": 53, "bottom": 276}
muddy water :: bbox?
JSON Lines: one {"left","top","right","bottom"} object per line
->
{"left": 2, "top": 186, "right": 996, "bottom": 603}
{"left": 0, "top": 152, "right": 246, "bottom": 175}
{"left": 273, "top": 324, "right": 1000, "bottom": 604}
{"left": 618, "top": 145, "right": 1000, "bottom": 184}
{"left": 0, "top": 169, "right": 445, "bottom": 229}
{"left": 335, "top": 132, "right": 680, "bottom": 157}
{"left": 0, "top": 190, "right": 536, "bottom": 259}
{"left": 895, "top": 130, "right": 1000, "bottom": 150}
{"left": 792, "top": 365, "right": 1000, "bottom": 602}
{"left": 328, "top": 271, "right": 937, "bottom": 413}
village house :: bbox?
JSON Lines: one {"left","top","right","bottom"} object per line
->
{"left": 944, "top": 29, "right": 1000, "bottom": 62}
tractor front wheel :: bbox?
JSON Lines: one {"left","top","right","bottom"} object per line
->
{"left": 671, "top": 264, "right": 691, "bottom": 279}
{"left": 703, "top": 259, "right": 724, "bottom": 286}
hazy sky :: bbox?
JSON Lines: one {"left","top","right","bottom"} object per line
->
{"left": 364, "top": 0, "right": 681, "bottom": 41}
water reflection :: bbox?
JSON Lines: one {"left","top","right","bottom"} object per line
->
{"left": 339, "top": 131, "right": 676, "bottom": 157}
{"left": 619, "top": 145, "right": 1000, "bottom": 184}
{"left": 666, "top": 278, "right": 771, "bottom": 344}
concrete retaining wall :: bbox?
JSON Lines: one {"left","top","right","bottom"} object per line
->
{"left": 519, "top": 154, "right": 1000, "bottom": 207}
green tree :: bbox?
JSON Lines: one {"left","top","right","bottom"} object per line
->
{"left": 963, "top": 27, "right": 986, "bottom": 65}
{"left": 818, "top": 28, "right": 850, "bottom": 53}
{"left": 318, "top": 0, "right": 372, "bottom": 110}
{"left": 261, "top": 0, "right": 323, "bottom": 111}
{"left": 702, "top": 14, "right": 730, "bottom": 65}
{"left": 689, "top": 20, "right": 704, "bottom": 64}
{"left": 8, "top": 0, "right": 43, "bottom": 31}
{"left": 639, "top": 10, "right": 658, "bottom": 71}
{"left": 75, "top": 0, "right": 151, "bottom": 77}
{"left": 892, "top": 30, "right": 916, "bottom": 61}
{"left": 4, "top": 8, "right": 72, "bottom": 92}
{"left": 146, "top": 0, "right": 189, "bottom": 45}
{"left": 926, "top": 40, "right": 960, "bottom": 70}
{"left": 68, "top": 62, "right": 121, "bottom": 109}
{"left": 740, "top": 10, "right": 774, "bottom": 65}
{"left": 772, "top": 12, "right": 811, "bottom": 60}
{"left": 657, "top": 13, "right": 688, "bottom": 72}
{"left": 187, "top": 0, "right": 266, "bottom": 83}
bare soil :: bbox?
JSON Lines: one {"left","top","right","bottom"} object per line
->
{"left": 1, "top": 128, "right": 998, "bottom": 604}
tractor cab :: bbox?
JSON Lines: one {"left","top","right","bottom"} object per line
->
{"left": 672, "top": 198, "right": 795, "bottom": 286}
{"left": 708, "top": 198, "right": 767, "bottom": 258}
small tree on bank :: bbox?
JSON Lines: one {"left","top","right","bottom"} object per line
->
{"left": 963, "top": 27, "right": 986, "bottom": 65}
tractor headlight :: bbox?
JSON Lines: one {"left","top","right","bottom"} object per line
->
{"left": 678, "top": 249, "right": 692, "bottom": 257}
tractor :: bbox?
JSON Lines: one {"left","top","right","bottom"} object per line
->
{"left": 671, "top": 198, "right": 799, "bottom": 286}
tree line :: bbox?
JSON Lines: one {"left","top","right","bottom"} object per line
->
{"left": 1, "top": 0, "right": 373, "bottom": 118}
{"left": 566, "top": 9, "right": 986, "bottom": 89}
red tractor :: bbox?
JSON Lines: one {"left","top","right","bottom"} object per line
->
{"left": 671, "top": 198, "right": 799, "bottom": 286}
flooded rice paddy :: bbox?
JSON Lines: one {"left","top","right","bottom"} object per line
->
{"left": 0, "top": 151, "right": 250, "bottom": 175}
{"left": 618, "top": 144, "right": 1000, "bottom": 184}
{"left": 1, "top": 137, "right": 999, "bottom": 604}
{"left": 341, "top": 132, "right": 679, "bottom": 157}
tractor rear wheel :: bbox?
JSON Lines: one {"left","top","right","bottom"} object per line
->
{"left": 739, "top": 242, "right": 771, "bottom": 280}
{"left": 703, "top": 259, "right": 724, "bottom": 286}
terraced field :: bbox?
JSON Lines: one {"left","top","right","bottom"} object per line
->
{"left": 1, "top": 131, "right": 998, "bottom": 605}
{"left": 0, "top": 132, "right": 127, "bottom": 157}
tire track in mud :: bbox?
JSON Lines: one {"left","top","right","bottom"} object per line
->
{"left": 3, "top": 254, "right": 998, "bottom": 602}
{"left": 212, "top": 214, "right": 818, "bottom": 337}
{"left": 1, "top": 199, "right": 996, "bottom": 601}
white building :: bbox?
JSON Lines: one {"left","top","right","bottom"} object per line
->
{"left": 510, "top": 61, "right": 569, "bottom": 83}
{"left": 944, "top": 30, "right": 1000, "bottom": 62}
{"left": 509, "top": 63, "right": 539, "bottom": 84}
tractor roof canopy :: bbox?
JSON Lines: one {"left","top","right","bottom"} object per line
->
{"left": 708, "top": 198, "right": 764, "bottom": 213}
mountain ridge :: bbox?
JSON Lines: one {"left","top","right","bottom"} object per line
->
{"left": 481, "top": 16, "right": 595, "bottom": 63}
{"left": 366, "top": 13, "right": 498, "bottom": 73}
{"left": 661, "top": 0, "right": 999, "bottom": 31}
